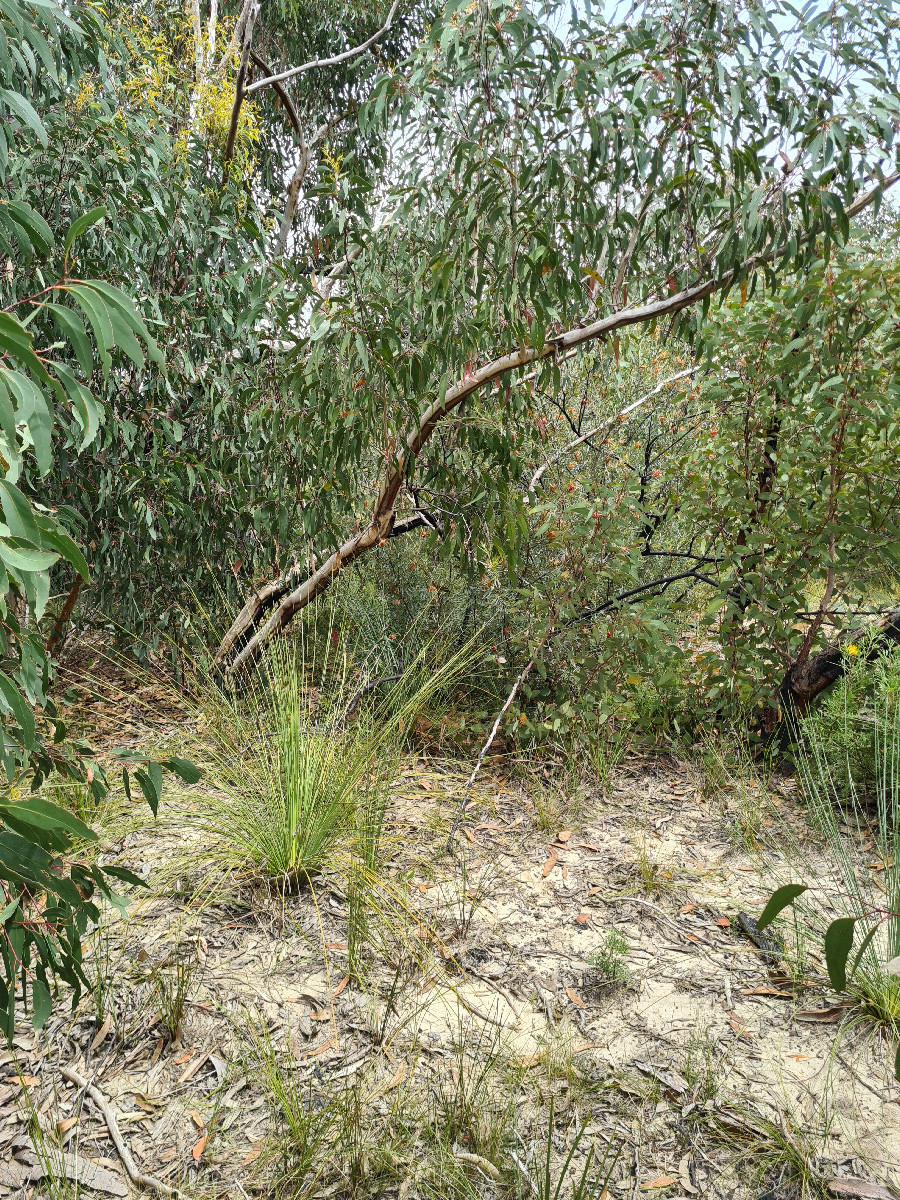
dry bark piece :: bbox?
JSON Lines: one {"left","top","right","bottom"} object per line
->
{"left": 828, "top": 1180, "right": 897, "bottom": 1200}
{"left": 0, "top": 1153, "right": 129, "bottom": 1196}
{"left": 635, "top": 1062, "right": 690, "bottom": 1095}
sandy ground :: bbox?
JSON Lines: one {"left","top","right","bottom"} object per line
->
{"left": 1, "top": 747, "right": 898, "bottom": 1199}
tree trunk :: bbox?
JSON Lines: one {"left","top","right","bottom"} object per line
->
{"left": 759, "top": 608, "right": 900, "bottom": 743}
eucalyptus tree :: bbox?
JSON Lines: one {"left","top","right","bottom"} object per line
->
{"left": 216, "top": 0, "right": 900, "bottom": 680}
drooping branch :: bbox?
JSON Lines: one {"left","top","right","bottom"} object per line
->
{"left": 216, "top": 173, "right": 900, "bottom": 671}
{"left": 244, "top": 0, "right": 400, "bottom": 96}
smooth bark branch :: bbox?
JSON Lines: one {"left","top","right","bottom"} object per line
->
{"left": 217, "top": 173, "right": 899, "bottom": 670}
{"left": 244, "top": 0, "right": 400, "bottom": 95}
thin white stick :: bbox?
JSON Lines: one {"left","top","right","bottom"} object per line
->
{"left": 245, "top": 0, "right": 400, "bottom": 94}
{"left": 528, "top": 367, "right": 696, "bottom": 493}
{"left": 60, "top": 1067, "right": 191, "bottom": 1200}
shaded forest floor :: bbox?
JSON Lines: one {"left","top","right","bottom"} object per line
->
{"left": 1, "top": 682, "right": 899, "bottom": 1200}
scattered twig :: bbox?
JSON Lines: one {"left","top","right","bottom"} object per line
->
{"left": 60, "top": 1066, "right": 191, "bottom": 1200}
{"left": 528, "top": 367, "right": 697, "bottom": 493}
{"left": 446, "top": 657, "right": 537, "bottom": 852}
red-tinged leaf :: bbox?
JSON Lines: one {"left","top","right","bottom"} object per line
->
{"left": 716, "top": 917, "right": 731, "bottom": 928}
{"left": 332, "top": 975, "right": 350, "bottom": 998}
{"left": 191, "top": 1135, "right": 207, "bottom": 1162}
{"left": 575, "top": 913, "right": 590, "bottom": 925}
{"left": 566, "top": 986, "right": 585, "bottom": 1008}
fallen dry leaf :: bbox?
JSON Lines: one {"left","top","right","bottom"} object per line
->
{"left": 58, "top": 1116, "right": 78, "bottom": 1135}
{"left": 16, "top": 1074, "right": 38, "bottom": 1086}
{"left": 90, "top": 1015, "right": 112, "bottom": 1053}
{"left": 578, "top": 842, "right": 603, "bottom": 852}
{"left": 325, "top": 942, "right": 348, "bottom": 951}
{"left": 678, "top": 1153, "right": 698, "bottom": 1195}
{"left": 302, "top": 1036, "right": 337, "bottom": 1059}
{"left": 372, "top": 1062, "right": 406, "bottom": 1099}
{"left": 463, "top": 828, "right": 476, "bottom": 844}
{"left": 716, "top": 917, "right": 731, "bottom": 928}
{"left": 190, "top": 1110, "right": 205, "bottom": 1129}
{"left": 641, "top": 1177, "right": 678, "bottom": 1190}
{"left": 679, "top": 904, "right": 696, "bottom": 914}
{"left": 588, "top": 886, "right": 602, "bottom": 896}
{"left": 516, "top": 1051, "right": 548, "bottom": 1068}
{"left": 786, "top": 1054, "right": 810, "bottom": 1061}
{"left": 828, "top": 1180, "right": 897, "bottom": 1200}
{"left": 557, "top": 830, "right": 572, "bottom": 843}
{"left": 727, "top": 1011, "right": 753, "bottom": 1039}
{"left": 332, "top": 976, "right": 350, "bottom": 998}
{"left": 796, "top": 1006, "right": 851, "bottom": 1023}
{"left": 191, "top": 1135, "right": 208, "bottom": 1163}
{"left": 242, "top": 1144, "right": 265, "bottom": 1166}
{"left": 740, "top": 986, "right": 794, "bottom": 997}
{"left": 310, "top": 1009, "right": 331, "bottom": 1021}
{"left": 575, "top": 913, "right": 590, "bottom": 925}
{"left": 542, "top": 848, "right": 558, "bottom": 877}
{"left": 566, "top": 987, "right": 586, "bottom": 1008}
{"left": 173, "top": 1049, "right": 193, "bottom": 1065}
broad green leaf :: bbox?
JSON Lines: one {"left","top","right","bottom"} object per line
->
{"left": 824, "top": 917, "right": 856, "bottom": 992}
{"left": 4, "top": 200, "right": 53, "bottom": 255}
{"left": 162, "top": 756, "right": 202, "bottom": 785}
{"left": 102, "top": 864, "right": 148, "bottom": 889}
{"left": 0, "top": 88, "right": 47, "bottom": 145}
{"left": 63, "top": 205, "right": 106, "bottom": 256}
{"left": 757, "top": 884, "right": 808, "bottom": 930}
{"left": 0, "top": 672, "right": 35, "bottom": 748}
{"left": 0, "top": 796, "right": 95, "bottom": 840}
{"left": 0, "top": 479, "right": 40, "bottom": 543}
{"left": 0, "top": 539, "right": 58, "bottom": 572}
{"left": 53, "top": 362, "right": 101, "bottom": 448}
{"left": 65, "top": 284, "right": 112, "bottom": 374}
{"left": 30, "top": 978, "right": 51, "bottom": 1029}
{"left": 134, "top": 766, "right": 161, "bottom": 817}
{"left": 46, "top": 303, "right": 93, "bottom": 377}
{"left": 36, "top": 525, "right": 90, "bottom": 582}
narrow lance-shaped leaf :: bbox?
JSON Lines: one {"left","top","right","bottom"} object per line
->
{"left": 824, "top": 917, "right": 856, "bottom": 992}
{"left": 757, "top": 884, "right": 809, "bottom": 930}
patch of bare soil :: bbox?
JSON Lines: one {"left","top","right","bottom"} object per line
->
{"left": 2, "top": 748, "right": 899, "bottom": 1200}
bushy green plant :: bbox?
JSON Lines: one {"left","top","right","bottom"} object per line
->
{"left": 587, "top": 931, "right": 630, "bottom": 986}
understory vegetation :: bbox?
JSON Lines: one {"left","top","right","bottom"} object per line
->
{"left": 3, "top": 0, "right": 900, "bottom": 1195}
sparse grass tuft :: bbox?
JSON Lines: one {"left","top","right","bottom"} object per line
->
{"left": 587, "top": 931, "right": 630, "bottom": 987}
{"left": 150, "top": 947, "right": 198, "bottom": 1041}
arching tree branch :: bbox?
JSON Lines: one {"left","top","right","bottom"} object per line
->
{"left": 216, "top": 172, "right": 899, "bottom": 671}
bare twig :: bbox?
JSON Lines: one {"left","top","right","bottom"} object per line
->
{"left": 60, "top": 1066, "right": 191, "bottom": 1200}
{"left": 528, "top": 367, "right": 696, "bottom": 494}
{"left": 446, "top": 658, "right": 537, "bottom": 851}
{"left": 244, "top": 0, "right": 400, "bottom": 95}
